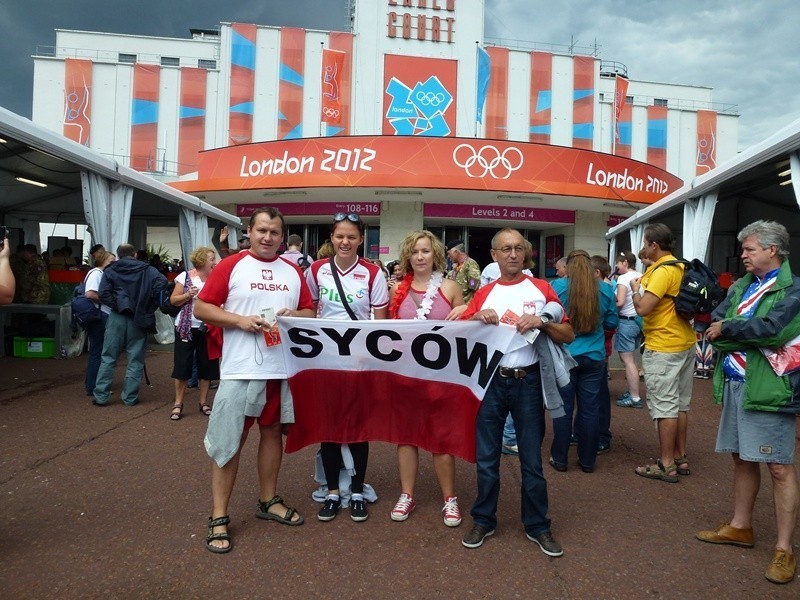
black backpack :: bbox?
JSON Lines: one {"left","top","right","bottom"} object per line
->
{"left": 158, "top": 279, "right": 181, "bottom": 317}
{"left": 654, "top": 258, "right": 725, "bottom": 320}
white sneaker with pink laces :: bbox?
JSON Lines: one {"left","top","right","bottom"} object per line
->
{"left": 442, "top": 496, "right": 462, "bottom": 527}
{"left": 390, "top": 493, "right": 416, "bottom": 521}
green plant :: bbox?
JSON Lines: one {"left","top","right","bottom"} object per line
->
{"left": 146, "top": 243, "right": 172, "bottom": 263}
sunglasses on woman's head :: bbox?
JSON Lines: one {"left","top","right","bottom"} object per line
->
{"left": 334, "top": 212, "right": 361, "bottom": 223}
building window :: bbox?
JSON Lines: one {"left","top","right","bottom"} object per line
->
{"left": 160, "top": 56, "right": 180, "bottom": 67}
{"left": 119, "top": 53, "right": 137, "bottom": 64}
{"left": 626, "top": 95, "right": 634, "bottom": 103}
{"left": 198, "top": 59, "right": 217, "bottom": 69}
{"left": 654, "top": 98, "right": 668, "bottom": 107}
{"left": 599, "top": 92, "right": 605, "bottom": 102}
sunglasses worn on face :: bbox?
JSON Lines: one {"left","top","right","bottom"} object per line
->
{"left": 334, "top": 212, "right": 361, "bottom": 223}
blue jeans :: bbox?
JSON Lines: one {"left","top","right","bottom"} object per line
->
{"left": 551, "top": 355, "right": 605, "bottom": 470}
{"left": 471, "top": 367, "right": 551, "bottom": 536}
{"left": 598, "top": 361, "right": 612, "bottom": 447}
{"left": 84, "top": 312, "right": 108, "bottom": 394}
{"left": 503, "top": 415, "right": 516, "bottom": 446}
{"left": 93, "top": 311, "right": 147, "bottom": 406}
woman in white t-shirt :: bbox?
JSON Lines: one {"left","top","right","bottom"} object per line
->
{"left": 614, "top": 251, "right": 644, "bottom": 408}
{"left": 169, "top": 246, "right": 219, "bottom": 421}
{"left": 83, "top": 250, "right": 116, "bottom": 396}
{"left": 305, "top": 213, "right": 389, "bottom": 523}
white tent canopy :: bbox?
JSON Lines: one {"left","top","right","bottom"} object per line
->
{"left": 0, "top": 106, "right": 240, "bottom": 262}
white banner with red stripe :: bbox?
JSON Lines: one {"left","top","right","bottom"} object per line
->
{"left": 276, "top": 318, "right": 527, "bottom": 462}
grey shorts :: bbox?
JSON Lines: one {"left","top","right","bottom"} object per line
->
{"left": 615, "top": 318, "right": 642, "bottom": 353}
{"left": 642, "top": 348, "right": 694, "bottom": 419}
{"left": 716, "top": 380, "right": 796, "bottom": 464}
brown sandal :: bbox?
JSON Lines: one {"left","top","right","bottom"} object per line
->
{"left": 635, "top": 459, "right": 679, "bottom": 483}
{"left": 674, "top": 455, "right": 691, "bottom": 476}
{"left": 199, "top": 403, "right": 212, "bottom": 416}
{"left": 170, "top": 403, "right": 183, "bottom": 421}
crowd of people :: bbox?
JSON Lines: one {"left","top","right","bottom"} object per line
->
{"left": 38, "top": 213, "right": 798, "bottom": 584}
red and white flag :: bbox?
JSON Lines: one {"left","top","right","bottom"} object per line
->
{"left": 614, "top": 75, "right": 629, "bottom": 144}
{"left": 321, "top": 49, "right": 345, "bottom": 124}
{"left": 277, "top": 318, "right": 527, "bottom": 462}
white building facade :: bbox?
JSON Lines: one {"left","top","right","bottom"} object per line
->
{"left": 31, "top": 0, "right": 738, "bottom": 272}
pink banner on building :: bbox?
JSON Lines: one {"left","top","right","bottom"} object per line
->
{"left": 696, "top": 109, "right": 717, "bottom": 175}
{"left": 229, "top": 23, "right": 257, "bottom": 145}
{"left": 614, "top": 76, "right": 629, "bottom": 144}
{"left": 424, "top": 203, "right": 575, "bottom": 224}
{"left": 63, "top": 58, "right": 92, "bottom": 146}
{"left": 529, "top": 51, "right": 552, "bottom": 144}
{"left": 237, "top": 201, "right": 381, "bottom": 218}
{"left": 178, "top": 68, "right": 207, "bottom": 175}
{"left": 327, "top": 32, "right": 354, "bottom": 136}
{"left": 130, "top": 64, "right": 160, "bottom": 172}
{"left": 647, "top": 105, "right": 668, "bottom": 170}
{"left": 485, "top": 47, "right": 509, "bottom": 140}
{"left": 572, "top": 55, "right": 595, "bottom": 150}
{"left": 278, "top": 27, "right": 306, "bottom": 140}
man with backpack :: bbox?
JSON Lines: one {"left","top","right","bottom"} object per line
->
{"left": 92, "top": 243, "right": 167, "bottom": 407}
{"left": 629, "top": 223, "right": 695, "bottom": 484}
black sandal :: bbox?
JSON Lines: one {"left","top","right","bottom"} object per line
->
{"left": 255, "top": 495, "right": 305, "bottom": 526}
{"left": 206, "top": 515, "right": 232, "bottom": 554}
{"left": 170, "top": 403, "right": 183, "bottom": 421}
{"left": 199, "top": 403, "right": 212, "bottom": 416}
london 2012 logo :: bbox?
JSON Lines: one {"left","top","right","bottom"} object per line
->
{"left": 452, "top": 144, "right": 524, "bottom": 179}
{"left": 385, "top": 75, "right": 453, "bottom": 136}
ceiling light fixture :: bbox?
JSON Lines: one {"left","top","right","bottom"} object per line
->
{"left": 0, "top": 137, "right": 7, "bottom": 144}
{"left": 374, "top": 190, "right": 422, "bottom": 196}
{"left": 263, "top": 190, "right": 307, "bottom": 197}
{"left": 779, "top": 179, "right": 792, "bottom": 186}
{"left": 497, "top": 194, "right": 542, "bottom": 202}
{"left": 778, "top": 169, "right": 791, "bottom": 177}
{"left": 16, "top": 176, "right": 48, "bottom": 188}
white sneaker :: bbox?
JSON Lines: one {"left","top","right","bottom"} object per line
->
{"left": 390, "top": 493, "right": 416, "bottom": 522}
{"left": 442, "top": 496, "right": 462, "bottom": 527}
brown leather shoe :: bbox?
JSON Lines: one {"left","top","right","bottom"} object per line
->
{"left": 695, "top": 523, "right": 754, "bottom": 547}
{"left": 765, "top": 549, "right": 796, "bottom": 584}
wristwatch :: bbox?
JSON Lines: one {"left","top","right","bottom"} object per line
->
{"left": 539, "top": 315, "right": 551, "bottom": 327}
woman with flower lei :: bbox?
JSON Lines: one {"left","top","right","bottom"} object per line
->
{"left": 388, "top": 230, "right": 467, "bottom": 526}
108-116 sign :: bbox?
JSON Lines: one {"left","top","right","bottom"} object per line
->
{"left": 387, "top": 0, "right": 456, "bottom": 43}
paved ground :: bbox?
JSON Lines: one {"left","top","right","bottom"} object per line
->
{"left": 0, "top": 346, "right": 797, "bottom": 599}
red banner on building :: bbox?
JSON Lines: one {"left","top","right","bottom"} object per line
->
{"left": 321, "top": 49, "right": 345, "bottom": 125}
{"left": 572, "top": 56, "right": 595, "bottom": 151}
{"left": 175, "top": 136, "right": 683, "bottom": 205}
{"left": 696, "top": 109, "right": 717, "bottom": 175}
{"left": 529, "top": 51, "right": 552, "bottom": 144}
{"left": 178, "top": 67, "right": 207, "bottom": 176}
{"left": 647, "top": 105, "right": 668, "bottom": 170}
{"left": 327, "top": 32, "right": 354, "bottom": 136}
{"left": 229, "top": 23, "right": 257, "bottom": 145}
{"left": 130, "top": 64, "right": 160, "bottom": 172}
{"left": 614, "top": 76, "right": 629, "bottom": 144}
{"left": 279, "top": 27, "right": 306, "bottom": 140}
{"left": 63, "top": 58, "right": 92, "bottom": 146}
{"left": 486, "top": 47, "right": 509, "bottom": 140}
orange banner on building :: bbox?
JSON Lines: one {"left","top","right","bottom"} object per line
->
{"left": 63, "top": 58, "right": 92, "bottom": 146}
{"left": 327, "top": 33, "right": 354, "bottom": 136}
{"left": 279, "top": 27, "right": 306, "bottom": 140}
{"left": 613, "top": 76, "right": 629, "bottom": 145}
{"left": 130, "top": 64, "right": 160, "bottom": 172}
{"left": 486, "top": 47, "right": 509, "bottom": 140}
{"left": 174, "top": 136, "right": 682, "bottom": 205}
{"left": 696, "top": 109, "right": 717, "bottom": 175}
{"left": 573, "top": 55, "right": 595, "bottom": 150}
{"left": 178, "top": 67, "right": 207, "bottom": 176}
{"left": 529, "top": 52, "right": 552, "bottom": 144}
{"left": 321, "top": 49, "right": 345, "bottom": 125}
{"left": 229, "top": 23, "right": 257, "bottom": 145}
{"left": 647, "top": 105, "right": 668, "bottom": 170}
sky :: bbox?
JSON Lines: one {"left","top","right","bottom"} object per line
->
{"left": 2, "top": 0, "right": 798, "bottom": 150}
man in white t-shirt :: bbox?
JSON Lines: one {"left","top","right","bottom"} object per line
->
{"left": 460, "top": 228, "right": 573, "bottom": 557}
{"left": 614, "top": 251, "right": 644, "bottom": 408}
{"left": 195, "top": 207, "right": 315, "bottom": 554}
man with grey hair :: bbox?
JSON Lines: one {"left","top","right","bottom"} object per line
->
{"left": 697, "top": 220, "right": 799, "bottom": 585}
{"left": 93, "top": 243, "right": 167, "bottom": 406}
{"left": 446, "top": 239, "right": 481, "bottom": 303}
{"left": 554, "top": 257, "right": 568, "bottom": 278}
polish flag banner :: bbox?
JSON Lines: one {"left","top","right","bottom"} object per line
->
{"left": 614, "top": 75, "right": 629, "bottom": 143}
{"left": 277, "top": 318, "right": 527, "bottom": 462}
{"left": 321, "top": 49, "right": 345, "bottom": 124}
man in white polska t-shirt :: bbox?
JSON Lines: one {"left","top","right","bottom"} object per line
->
{"left": 195, "top": 207, "right": 315, "bottom": 554}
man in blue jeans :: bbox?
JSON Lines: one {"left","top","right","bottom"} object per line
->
{"left": 93, "top": 243, "right": 166, "bottom": 407}
{"left": 459, "top": 228, "right": 574, "bottom": 556}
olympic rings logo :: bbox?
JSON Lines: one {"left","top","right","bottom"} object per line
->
{"left": 452, "top": 144, "right": 524, "bottom": 179}
{"left": 322, "top": 107, "right": 340, "bottom": 118}
{"left": 415, "top": 91, "right": 446, "bottom": 107}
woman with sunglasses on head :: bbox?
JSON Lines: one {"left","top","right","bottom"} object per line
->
{"left": 388, "top": 230, "right": 466, "bottom": 526}
{"left": 305, "top": 213, "right": 390, "bottom": 522}
{"left": 548, "top": 250, "right": 619, "bottom": 474}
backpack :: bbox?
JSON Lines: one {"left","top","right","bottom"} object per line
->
{"left": 654, "top": 258, "right": 725, "bottom": 320}
{"left": 158, "top": 279, "right": 181, "bottom": 317}
{"left": 70, "top": 269, "right": 103, "bottom": 329}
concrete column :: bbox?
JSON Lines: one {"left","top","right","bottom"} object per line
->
{"left": 378, "top": 200, "right": 424, "bottom": 261}
{"left": 572, "top": 210, "right": 611, "bottom": 258}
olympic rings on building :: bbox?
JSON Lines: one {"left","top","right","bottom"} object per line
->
{"left": 415, "top": 91, "right": 446, "bottom": 107}
{"left": 452, "top": 144, "right": 524, "bottom": 179}
{"left": 322, "top": 107, "right": 341, "bottom": 118}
